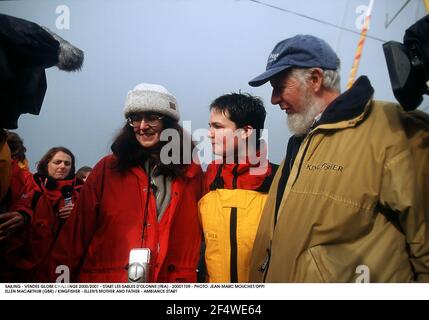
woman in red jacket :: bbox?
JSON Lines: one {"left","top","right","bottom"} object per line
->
{"left": 45, "top": 83, "right": 203, "bottom": 283}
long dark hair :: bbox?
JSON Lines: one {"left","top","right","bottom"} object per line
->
{"left": 111, "top": 116, "right": 195, "bottom": 178}
{"left": 37, "top": 146, "right": 76, "bottom": 179}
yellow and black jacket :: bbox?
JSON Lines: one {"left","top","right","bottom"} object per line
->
{"left": 199, "top": 160, "right": 277, "bottom": 282}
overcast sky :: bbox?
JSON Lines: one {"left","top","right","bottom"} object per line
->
{"left": 1, "top": 0, "right": 428, "bottom": 170}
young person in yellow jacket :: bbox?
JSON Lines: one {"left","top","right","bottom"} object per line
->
{"left": 247, "top": 34, "right": 429, "bottom": 282}
{"left": 199, "top": 93, "right": 278, "bottom": 283}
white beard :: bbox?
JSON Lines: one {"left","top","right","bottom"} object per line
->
{"left": 287, "top": 92, "right": 324, "bottom": 136}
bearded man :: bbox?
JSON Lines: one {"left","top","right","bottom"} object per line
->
{"left": 247, "top": 34, "right": 429, "bottom": 283}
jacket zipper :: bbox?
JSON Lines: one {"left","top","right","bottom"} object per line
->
{"left": 230, "top": 165, "right": 239, "bottom": 283}
{"left": 261, "top": 245, "right": 271, "bottom": 283}
{"left": 230, "top": 207, "right": 238, "bottom": 283}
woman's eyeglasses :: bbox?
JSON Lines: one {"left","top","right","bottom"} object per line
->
{"left": 127, "top": 113, "right": 165, "bottom": 127}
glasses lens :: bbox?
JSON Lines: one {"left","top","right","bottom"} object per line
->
{"left": 128, "top": 114, "right": 163, "bottom": 127}
{"left": 147, "top": 114, "right": 160, "bottom": 123}
{"left": 128, "top": 117, "right": 139, "bottom": 127}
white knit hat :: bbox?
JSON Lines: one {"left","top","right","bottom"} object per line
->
{"left": 123, "top": 83, "right": 180, "bottom": 121}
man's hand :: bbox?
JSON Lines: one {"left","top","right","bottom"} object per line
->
{"left": 0, "top": 211, "right": 25, "bottom": 241}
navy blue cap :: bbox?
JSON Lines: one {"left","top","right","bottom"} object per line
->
{"left": 249, "top": 35, "right": 339, "bottom": 87}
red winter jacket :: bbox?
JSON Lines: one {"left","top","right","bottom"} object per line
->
{"left": 0, "top": 161, "right": 33, "bottom": 281}
{"left": 204, "top": 147, "right": 276, "bottom": 193}
{"left": 13, "top": 174, "right": 83, "bottom": 280}
{"left": 43, "top": 155, "right": 203, "bottom": 283}
{"left": 8, "top": 160, "right": 34, "bottom": 210}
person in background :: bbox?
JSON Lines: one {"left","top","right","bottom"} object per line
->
{"left": 199, "top": 93, "right": 278, "bottom": 283}
{"left": 75, "top": 166, "right": 92, "bottom": 182}
{"left": 0, "top": 132, "right": 32, "bottom": 281}
{"left": 6, "top": 132, "right": 30, "bottom": 171}
{"left": 248, "top": 34, "right": 429, "bottom": 282}
{"left": 43, "top": 83, "right": 203, "bottom": 283}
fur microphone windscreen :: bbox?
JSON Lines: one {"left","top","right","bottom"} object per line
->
{"left": 0, "top": 13, "right": 84, "bottom": 129}
{"left": 42, "top": 27, "right": 84, "bottom": 72}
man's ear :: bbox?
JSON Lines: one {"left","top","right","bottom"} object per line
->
{"left": 240, "top": 125, "right": 254, "bottom": 140}
{"left": 309, "top": 68, "right": 324, "bottom": 93}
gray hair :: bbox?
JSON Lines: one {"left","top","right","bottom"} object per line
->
{"left": 291, "top": 64, "right": 341, "bottom": 92}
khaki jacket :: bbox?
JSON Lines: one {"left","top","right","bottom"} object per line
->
{"left": 250, "top": 77, "right": 429, "bottom": 282}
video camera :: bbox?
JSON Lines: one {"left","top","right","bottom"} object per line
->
{"left": 383, "top": 14, "right": 429, "bottom": 111}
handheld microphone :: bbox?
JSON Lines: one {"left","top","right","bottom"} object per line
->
{"left": 60, "top": 185, "right": 73, "bottom": 206}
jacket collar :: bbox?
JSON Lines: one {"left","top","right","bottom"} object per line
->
{"left": 183, "top": 161, "right": 201, "bottom": 179}
{"left": 316, "top": 76, "right": 374, "bottom": 130}
{"left": 206, "top": 150, "right": 273, "bottom": 192}
{"left": 34, "top": 173, "right": 78, "bottom": 190}
{"left": 33, "top": 174, "right": 79, "bottom": 207}
{"left": 129, "top": 161, "right": 201, "bottom": 181}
